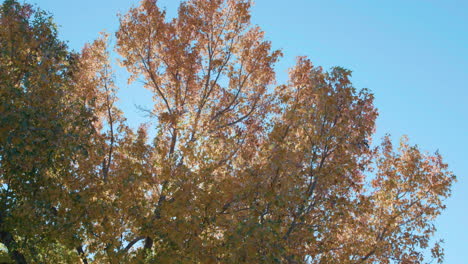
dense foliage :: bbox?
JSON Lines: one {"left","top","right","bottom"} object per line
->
{"left": 0, "top": 0, "right": 455, "bottom": 263}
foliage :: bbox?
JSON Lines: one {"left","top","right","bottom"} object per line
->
{"left": 0, "top": 0, "right": 455, "bottom": 263}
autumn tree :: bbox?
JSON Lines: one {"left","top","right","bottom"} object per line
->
{"left": 0, "top": 0, "right": 455, "bottom": 263}
{"left": 0, "top": 0, "right": 97, "bottom": 262}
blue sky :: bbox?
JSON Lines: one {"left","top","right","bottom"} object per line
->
{"left": 31, "top": 0, "right": 468, "bottom": 262}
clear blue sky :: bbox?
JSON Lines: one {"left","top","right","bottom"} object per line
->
{"left": 31, "top": 0, "right": 468, "bottom": 262}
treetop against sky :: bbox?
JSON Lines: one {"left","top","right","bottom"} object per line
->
{"left": 2, "top": 0, "right": 467, "bottom": 263}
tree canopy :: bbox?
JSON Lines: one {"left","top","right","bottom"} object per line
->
{"left": 0, "top": 0, "right": 455, "bottom": 263}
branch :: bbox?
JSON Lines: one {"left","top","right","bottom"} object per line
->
{"left": 0, "top": 211, "right": 27, "bottom": 264}
{"left": 76, "top": 245, "right": 88, "bottom": 264}
{"left": 123, "top": 236, "right": 146, "bottom": 253}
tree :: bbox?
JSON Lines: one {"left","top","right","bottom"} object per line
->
{"left": 0, "top": 0, "right": 455, "bottom": 263}
{"left": 0, "top": 0, "right": 97, "bottom": 262}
